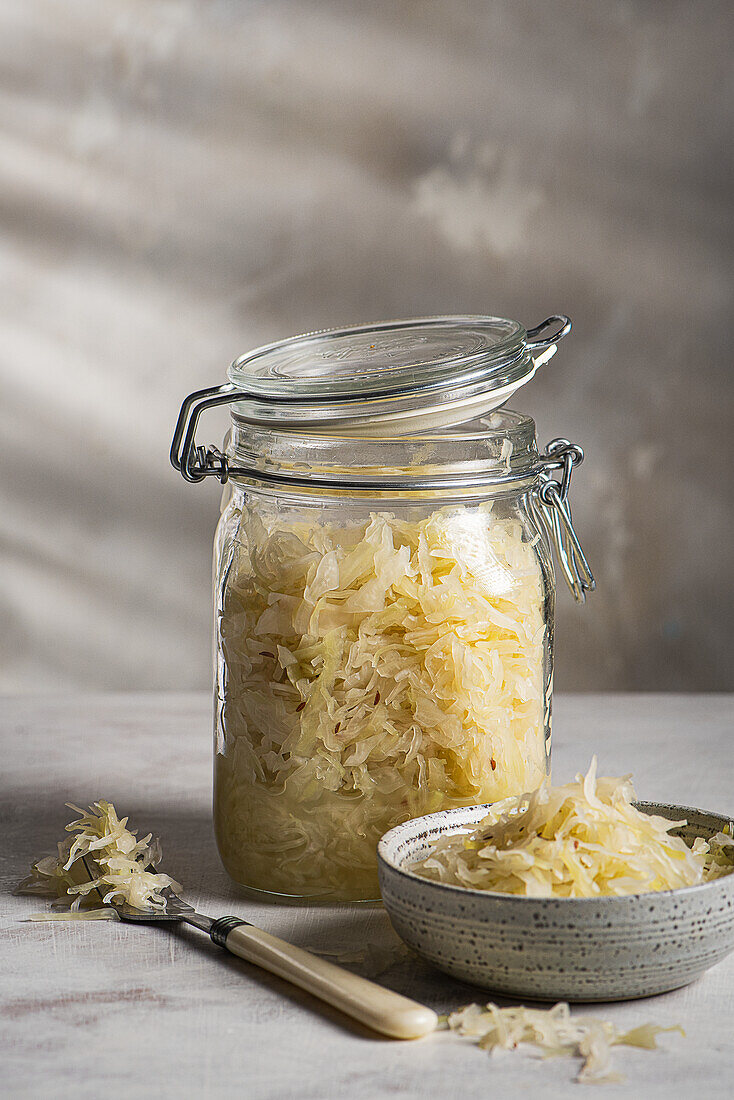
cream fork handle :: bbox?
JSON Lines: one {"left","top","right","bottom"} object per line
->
{"left": 210, "top": 917, "right": 437, "bottom": 1040}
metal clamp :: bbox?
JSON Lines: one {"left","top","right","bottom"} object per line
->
{"left": 531, "top": 438, "right": 595, "bottom": 602}
{"left": 541, "top": 437, "right": 585, "bottom": 502}
{"left": 170, "top": 383, "right": 240, "bottom": 483}
{"left": 172, "top": 315, "right": 574, "bottom": 485}
{"left": 526, "top": 315, "right": 572, "bottom": 351}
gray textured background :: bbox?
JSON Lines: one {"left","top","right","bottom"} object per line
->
{"left": 2, "top": 0, "right": 732, "bottom": 693}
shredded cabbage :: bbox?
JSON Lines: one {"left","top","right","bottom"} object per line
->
{"left": 414, "top": 757, "right": 734, "bottom": 896}
{"left": 214, "top": 501, "right": 549, "bottom": 899}
{"left": 18, "top": 801, "right": 182, "bottom": 917}
{"left": 441, "top": 1001, "right": 684, "bottom": 1085}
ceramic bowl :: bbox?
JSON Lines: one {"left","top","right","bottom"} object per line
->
{"left": 377, "top": 801, "right": 734, "bottom": 1002}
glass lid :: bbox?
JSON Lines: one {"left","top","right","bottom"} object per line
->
{"left": 227, "top": 314, "right": 570, "bottom": 432}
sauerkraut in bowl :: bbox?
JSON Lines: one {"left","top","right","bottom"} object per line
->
{"left": 213, "top": 489, "right": 553, "bottom": 901}
{"left": 411, "top": 758, "right": 734, "bottom": 897}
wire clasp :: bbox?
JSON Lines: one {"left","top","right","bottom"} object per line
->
{"left": 170, "top": 384, "right": 240, "bottom": 483}
{"left": 532, "top": 438, "right": 596, "bottom": 602}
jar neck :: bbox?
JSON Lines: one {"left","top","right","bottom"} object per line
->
{"left": 227, "top": 410, "right": 542, "bottom": 496}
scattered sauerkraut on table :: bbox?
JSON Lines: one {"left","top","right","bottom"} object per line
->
{"left": 214, "top": 501, "right": 550, "bottom": 900}
{"left": 18, "top": 801, "right": 181, "bottom": 919}
{"left": 442, "top": 1001, "right": 684, "bottom": 1085}
{"left": 413, "top": 758, "right": 734, "bottom": 896}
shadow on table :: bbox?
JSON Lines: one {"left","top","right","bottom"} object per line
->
{"left": 4, "top": 786, "right": 233, "bottom": 905}
{"left": 155, "top": 911, "right": 487, "bottom": 1042}
{"left": 6, "top": 785, "right": 517, "bottom": 1040}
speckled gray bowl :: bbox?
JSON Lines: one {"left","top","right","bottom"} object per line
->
{"left": 378, "top": 801, "right": 734, "bottom": 1002}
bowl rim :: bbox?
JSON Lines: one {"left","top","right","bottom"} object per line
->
{"left": 377, "top": 799, "right": 734, "bottom": 906}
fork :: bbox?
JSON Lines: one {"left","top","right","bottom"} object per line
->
{"left": 81, "top": 860, "right": 436, "bottom": 1040}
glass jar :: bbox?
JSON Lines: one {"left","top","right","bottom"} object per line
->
{"left": 172, "top": 315, "right": 594, "bottom": 902}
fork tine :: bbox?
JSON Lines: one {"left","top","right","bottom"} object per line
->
{"left": 77, "top": 855, "right": 195, "bottom": 922}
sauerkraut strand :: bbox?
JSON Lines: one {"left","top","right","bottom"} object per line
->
{"left": 214, "top": 502, "right": 549, "bottom": 899}
{"left": 414, "top": 758, "right": 734, "bottom": 897}
{"left": 441, "top": 1002, "right": 684, "bottom": 1085}
{"left": 19, "top": 801, "right": 182, "bottom": 918}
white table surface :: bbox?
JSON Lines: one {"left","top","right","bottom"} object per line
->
{"left": 3, "top": 693, "right": 733, "bottom": 1099}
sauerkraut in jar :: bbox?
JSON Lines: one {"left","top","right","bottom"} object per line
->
{"left": 172, "top": 315, "right": 594, "bottom": 901}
